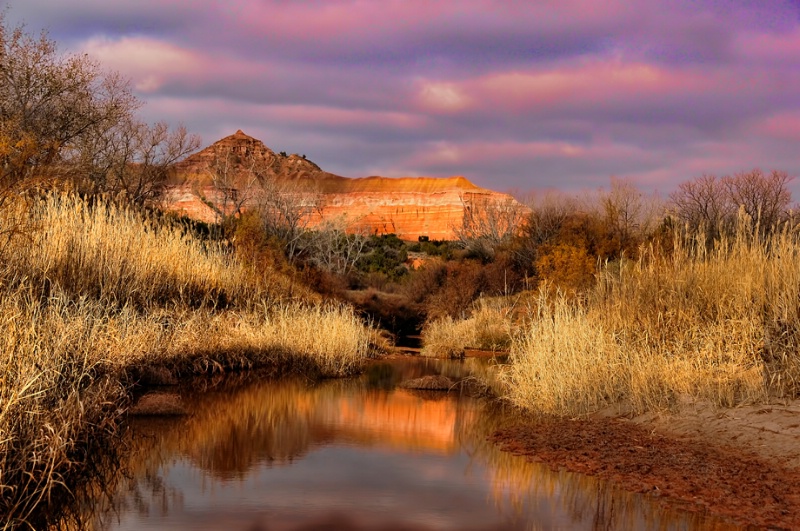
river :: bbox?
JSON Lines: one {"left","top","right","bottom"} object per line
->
{"left": 82, "top": 357, "right": 738, "bottom": 530}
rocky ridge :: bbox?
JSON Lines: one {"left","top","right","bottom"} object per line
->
{"left": 165, "top": 130, "right": 522, "bottom": 241}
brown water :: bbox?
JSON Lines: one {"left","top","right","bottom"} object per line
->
{"left": 87, "top": 358, "right": 739, "bottom": 531}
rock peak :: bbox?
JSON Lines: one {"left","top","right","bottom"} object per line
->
{"left": 167, "top": 131, "right": 527, "bottom": 240}
{"left": 228, "top": 129, "right": 254, "bottom": 141}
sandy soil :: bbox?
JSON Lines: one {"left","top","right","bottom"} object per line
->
{"left": 491, "top": 399, "right": 800, "bottom": 529}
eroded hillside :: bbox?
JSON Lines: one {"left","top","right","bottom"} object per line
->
{"left": 165, "top": 130, "right": 522, "bottom": 240}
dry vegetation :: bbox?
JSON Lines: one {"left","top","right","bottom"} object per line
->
{"left": 502, "top": 221, "right": 800, "bottom": 417}
{"left": 419, "top": 171, "right": 800, "bottom": 419}
{"left": 421, "top": 298, "right": 516, "bottom": 358}
{"left": 0, "top": 195, "right": 373, "bottom": 528}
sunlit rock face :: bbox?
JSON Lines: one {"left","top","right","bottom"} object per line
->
{"left": 164, "top": 130, "right": 520, "bottom": 240}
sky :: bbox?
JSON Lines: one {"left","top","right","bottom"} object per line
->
{"left": 5, "top": 0, "right": 800, "bottom": 196}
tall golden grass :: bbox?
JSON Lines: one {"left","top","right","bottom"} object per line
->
{"left": 504, "top": 223, "right": 800, "bottom": 416}
{"left": 0, "top": 194, "right": 373, "bottom": 528}
{"left": 421, "top": 297, "right": 516, "bottom": 358}
{"left": 2, "top": 195, "right": 298, "bottom": 308}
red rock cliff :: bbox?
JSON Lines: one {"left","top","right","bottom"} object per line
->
{"left": 165, "top": 130, "right": 523, "bottom": 241}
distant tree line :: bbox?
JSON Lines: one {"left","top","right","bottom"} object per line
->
{"left": 440, "top": 170, "right": 795, "bottom": 302}
{"left": 669, "top": 169, "right": 792, "bottom": 242}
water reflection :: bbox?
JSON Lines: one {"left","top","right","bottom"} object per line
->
{"left": 85, "top": 358, "right": 738, "bottom": 531}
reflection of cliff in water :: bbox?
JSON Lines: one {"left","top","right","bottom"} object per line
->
{"left": 125, "top": 359, "right": 481, "bottom": 481}
{"left": 73, "top": 358, "right": 738, "bottom": 530}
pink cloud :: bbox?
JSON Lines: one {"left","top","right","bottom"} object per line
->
{"left": 753, "top": 112, "right": 800, "bottom": 142}
{"left": 224, "top": 0, "right": 638, "bottom": 42}
{"left": 736, "top": 27, "right": 800, "bottom": 64}
{"left": 405, "top": 138, "right": 648, "bottom": 169}
{"left": 416, "top": 82, "right": 472, "bottom": 113}
{"left": 264, "top": 105, "right": 427, "bottom": 130}
{"left": 37, "top": 0, "right": 800, "bottom": 197}
{"left": 81, "top": 36, "right": 203, "bottom": 92}
{"left": 420, "top": 60, "right": 735, "bottom": 115}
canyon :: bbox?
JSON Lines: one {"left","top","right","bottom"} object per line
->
{"left": 164, "top": 130, "right": 523, "bottom": 241}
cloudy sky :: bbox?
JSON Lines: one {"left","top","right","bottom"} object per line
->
{"left": 6, "top": 1, "right": 800, "bottom": 195}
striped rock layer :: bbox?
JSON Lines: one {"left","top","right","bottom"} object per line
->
{"left": 165, "top": 130, "right": 521, "bottom": 241}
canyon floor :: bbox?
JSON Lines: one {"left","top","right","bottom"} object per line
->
{"left": 492, "top": 397, "right": 800, "bottom": 529}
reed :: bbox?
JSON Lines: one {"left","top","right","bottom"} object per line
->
{"left": 421, "top": 298, "right": 515, "bottom": 358}
{"left": 1, "top": 194, "right": 307, "bottom": 308}
{"left": 421, "top": 316, "right": 477, "bottom": 358}
{"left": 0, "top": 194, "right": 372, "bottom": 528}
{"left": 503, "top": 224, "right": 800, "bottom": 416}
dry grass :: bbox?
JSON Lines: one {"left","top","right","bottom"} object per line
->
{"left": 503, "top": 225, "right": 800, "bottom": 417}
{"left": 1, "top": 195, "right": 306, "bottom": 308}
{"left": 421, "top": 297, "right": 515, "bottom": 358}
{"left": 421, "top": 316, "right": 476, "bottom": 358}
{"left": 0, "top": 194, "right": 373, "bottom": 528}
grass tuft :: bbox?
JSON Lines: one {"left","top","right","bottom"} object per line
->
{"left": 502, "top": 225, "right": 800, "bottom": 417}
{"left": 421, "top": 298, "right": 515, "bottom": 358}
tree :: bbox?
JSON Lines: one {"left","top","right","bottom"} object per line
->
{"left": 670, "top": 170, "right": 792, "bottom": 242}
{"left": 77, "top": 115, "right": 200, "bottom": 204}
{"left": 597, "top": 177, "right": 663, "bottom": 256}
{"left": 0, "top": 12, "right": 197, "bottom": 206}
{"left": 723, "top": 169, "right": 792, "bottom": 237}
{"left": 535, "top": 241, "right": 595, "bottom": 295}
{"left": 195, "top": 138, "right": 324, "bottom": 261}
{"left": 524, "top": 192, "right": 576, "bottom": 246}
{"left": 454, "top": 193, "right": 527, "bottom": 261}
{"left": 513, "top": 191, "right": 578, "bottom": 275}
{"left": 302, "top": 217, "right": 369, "bottom": 276}
{"left": 0, "top": 15, "right": 133, "bottom": 197}
{"left": 252, "top": 177, "right": 322, "bottom": 263}
{"left": 669, "top": 174, "right": 735, "bottom": 241}
{"left": 197, "top": 148, "right": 262, "bottom": 225}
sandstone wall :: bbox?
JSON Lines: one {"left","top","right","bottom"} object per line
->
{"left": 164, "top": 130, "right": 524, "bottom": 241}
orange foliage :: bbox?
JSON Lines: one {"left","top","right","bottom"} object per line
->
{"left": 535, "top": 242, "right": 596, "bottom": 294}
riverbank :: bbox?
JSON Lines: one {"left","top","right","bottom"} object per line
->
{"left": 491, "top": 397, "right": 800, "bottom": 529}
{"left": 412, "top": 337, "right": 800, "bottom": 528}
{"left": 412, "top": 223, "right": 800, "bottom": 527}
{"left": 0, "top": 195, "right": 375, "bottom": 529}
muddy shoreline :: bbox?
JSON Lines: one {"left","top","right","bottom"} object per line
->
{"left": 490, "top": 400, "right": 800, "bottom": 529}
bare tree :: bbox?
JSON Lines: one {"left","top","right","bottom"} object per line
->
{"left": 514, "top": 191, "right": 579, "bottom": 268}
{"left": 671, "top": 170, "right": 793, "bottom": 241}
{"left": 723, "top": 169, "right": 792, "bottom": 237}
{"left": 77, "top": 115, "right": 199, "bottom": 205}
{"left": 252, "top": 177, "right": 322, "bottom": 262}
{"left": 454, "top": 193, "right": 528, "bottom": 260}
{"left": 0, "top": 15, "right": 136, "bottom": 199}
{"left": 0, "top": 13, "right": 197, "bottom": 207}
{"left": 118, "top": 122, "right": 199, "bottom": 205}
{"left": 598, "top": 177, "right": 663, "bottom": 251}
{"left": 195, "top": 139, "right": 323, "bottom": 261}
{"left": 197, "top": 149, "right": 261, "bottom": 223}
{"left": 669, "top": 174, "right": 735, "bottom": 241}
{"left": 301, "top": 216, "right": 369, "bottom": 275}
{"left": 524, "top": 192, "right": 576, "bottom": 246}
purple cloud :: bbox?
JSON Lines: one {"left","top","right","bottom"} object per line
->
{"left": 5, "top": 0, "right": 800, "bottom": 197}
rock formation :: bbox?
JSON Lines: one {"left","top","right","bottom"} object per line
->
{"left": 164, "top": 130, "right": 524, "bottom": 241}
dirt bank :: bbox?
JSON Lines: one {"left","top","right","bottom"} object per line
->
{"left": 491, "top": 399, "right": 800, "bottom": 529}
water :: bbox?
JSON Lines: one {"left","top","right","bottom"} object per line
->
{"left": 86, "top": 358, "right": 738, "bottom": 530}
